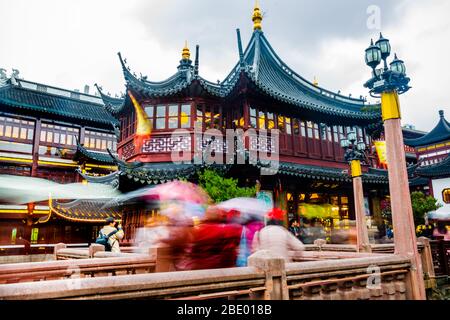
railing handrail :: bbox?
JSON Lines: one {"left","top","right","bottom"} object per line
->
{"left": 0, "top": 266, "right": 265, "bottom": 300}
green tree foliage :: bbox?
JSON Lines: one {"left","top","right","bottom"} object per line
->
{"left": 410, "top": 191, "right": 442, "bottom": 226}
{"left": 198, "top": 169, "right": 256, "bottom": 203}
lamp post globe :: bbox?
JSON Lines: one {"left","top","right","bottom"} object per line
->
{"left": 365, "top": 39, "right": 382, "bottom": 70}
{"left": 376, "top": 33, "right": 391, "bottom": 60}
{"left": 357, "top": 140, "right": 366, "bottom": 151}
{"left": 390, "top": 54, "right": 406, "bottom": 75}
{"left": 340, "top": 138, "right": 350, "bottom": 149}
{"left": 347, "top": 129, "right": 357, "bottom": 143}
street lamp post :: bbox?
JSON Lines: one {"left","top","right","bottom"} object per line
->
{"left": 364, "top": 33, "right": 426, "bottom": 300}
{"left": 340, "top": 130, "right": 371, "bottom": 253}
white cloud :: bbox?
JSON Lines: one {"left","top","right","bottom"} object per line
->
{"left": 0, "top": 0, "right": 448, "bottom": 131}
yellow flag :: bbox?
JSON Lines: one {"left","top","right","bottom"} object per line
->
{"left": 128, "top": 90, "right": 152, "bottom": 136}
{"left": 374, "top": 140, "right": 387, "bottom": 167}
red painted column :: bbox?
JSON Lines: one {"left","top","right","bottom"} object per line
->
{"left": 382, "top": 91, "right": 426, "bottom": 300}
{"left": 31, "top": 119, "right": 41, "bottom": 177}
{"left": 351, "top": 160, "right": 371, "bottom": 253}
{"left": 353, "top": 176, "right": 371, "bottom": 253}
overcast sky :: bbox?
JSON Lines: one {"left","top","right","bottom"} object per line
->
{"left": 1, "top": 0, "right": 449, "bottom": 131}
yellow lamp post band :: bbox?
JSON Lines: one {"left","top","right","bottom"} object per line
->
{"left": 351, "top": 159, "right": 362, "bottom": 178}
{"left": 381, "top": 91, "right": 401, "bottom": 121}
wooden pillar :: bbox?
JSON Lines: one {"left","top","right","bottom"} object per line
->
{"left": 23, "top": 216, "right": 33, "bottom": 255}
{"left": 79, "top": 126, "right": 86, "bottom": 145}
{"left": 351, "top": 160, "right": 371, "bottom": 253}
{"left": 31, "top": 118, "right": 41, "bottom": 177}
{"left": 243, "top": 98, "right": 249, "bottom": 130}
{"left": 382, "top": 91, "right": 426, "bottom": 300}
{"left": 248, "top": 250, "right": 289, "bottom": 300}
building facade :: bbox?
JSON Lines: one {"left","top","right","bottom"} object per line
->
{"left": 407, "top": 110, "right": 450, "bottom": 219}
{"left": 0, "top": 72, "right": 119, "bottom": 255}
{"left": 79, "top": 5, "right": 398, "bottom": 244}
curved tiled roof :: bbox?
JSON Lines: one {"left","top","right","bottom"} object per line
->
{"left": 94, "top": 84, "right": 126, "bottom": 116}
{"left": 404, "top": 110, "right": 450, "bottom": 147}
{"left": 0, "top": 84, "right": 118, "bottom": 128}
{"left": 50, "top": 198, "right": 121, "bottom": 223}
{"left": 257, "top": 161, "right": 388, "bottom": 184}
{"left": 416, "top": 154, "right": 450, "bottom": 178}
{"left": 221, "top": 31, "right": 380, "bottom": 122}
{"left": 101, "top": 30, "right": 380, "bottom": 124}
{"left": 74, "top": 143, "right": 116, "bottom": 165}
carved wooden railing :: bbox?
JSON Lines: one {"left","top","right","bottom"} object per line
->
{"left": 429, "top": 239, "right": 450, "bottom": 277}
{"left": 0, "top": 251, "right": 418, "bottom": 300}
{"left": 0, "top": 255, "right": 156, "bottom": 285}
{"left": 300, "top": 238, "right": 436, "bottom": 289}
{"left": 286, "top": 255, "right": 411, "bottom": 300}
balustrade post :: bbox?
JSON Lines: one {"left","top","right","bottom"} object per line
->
{"left": 155, "top": 245, "right": 175, "bottom": 273}
{"left": 369, "top": 285, "right": 383, "bottom": 300}
{"left": 53, "top": 243, "right": 66, "bottom": 260}
{"left": 337, "top": 280, "right": 355, "bottom": 300}
{"left": 248, "top": 250, "right": 289, "bottom": 300}
{"left": 417, "top": 237, "right": 436, "bottom": 290}
{"left": 394, "top": 273, "right": 407, "bottom": 300}
{"left": 381, "top": 274, "right": 396, "bottom": 300}
{"left": 89, "top": 244, "right": 105, "bottom": 258}
{"left": 321, "top": 283, "right": 340, "bottom": 300}
{"left": 353, "top": 279, "right": 371, "bottom": 300}
{"left": 302, "top": 285, "right": 322, "bottom": 300}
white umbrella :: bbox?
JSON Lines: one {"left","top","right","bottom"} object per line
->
{"left": 216, "top": 197, "right": 272, "bottom": 219}
{"left": 427, "top": 211, "right": 450, "bottom": 221}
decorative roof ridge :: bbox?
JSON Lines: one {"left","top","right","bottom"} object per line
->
{"left": 75, "top": 141, "right": 116, "bottom": 164}
{"left": 106, "top": 148, "right": 144, "bottom": 169}
{"left": 415, "top": 153, "right": 450, "bottom": 177}
{"left": 118, "top": 51, "right": 192, "bottom": 89}
{"left": 8, "top": 81, "right": 105, "bottom": 106}
{"left": 94, "top": 83, "right": 125, "bottom": 103}
{"left": 418, "top": 153, "right": 450, "bottom": 170}
{"left": 404, "top": 110, "right": 450, "bottom": 147}
{"left": 94, "top": 83, "right": 125, "bottom": 116}
{"left": 14, "top": 78, "right": 102, "bottom": 100}
{"left": 76, "top": 167, "right": 120, "bottom": 182}
{"left": 52, "top": 197, "right": 112, "bottom": 208}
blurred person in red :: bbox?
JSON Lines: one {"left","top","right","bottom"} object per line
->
{"left": 252, "top": 208, "right": 305, "bottom": 262}
{"left": 185, "top": 206, "right": 243, "bottom": 270}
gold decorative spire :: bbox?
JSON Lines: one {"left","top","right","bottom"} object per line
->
{"left": 252, "top": 0, "right": 263, "bottom": 31}
{"left": 313, "top": 76, "right": 319, "bottom": 86}
{"left": 182, "top": 41, "right": 191, "bottom": 60}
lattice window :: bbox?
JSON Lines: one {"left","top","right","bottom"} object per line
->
{"left": 85, "top": 130, "right": 117, "bottom": 152}
{"left": 40, "top": 123, "right": 79, "bottom": 147}
{"left": 0, "top": 116, "right": 34, "bottom": 142}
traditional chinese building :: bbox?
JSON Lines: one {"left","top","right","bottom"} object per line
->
{"left": 406, "top": 110, "right": 450, "bottom": 218}
{"left": 0, "top": 72, "right": 119, "bottom": 254}
{"left": 77, "top": 4, "right": 402, "bottom": 243}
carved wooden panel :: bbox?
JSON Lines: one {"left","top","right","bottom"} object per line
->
{"left": 142, "top": 136, "right": 191, "bottom": 153}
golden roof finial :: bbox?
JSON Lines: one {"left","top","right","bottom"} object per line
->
{"left": 252, "top": 0, "right": 263, "bottom": 31}
{"left": 182, "top": 41, "right": 190, "bottom": 60}
{"left": 313, "top": 76, "right": 319, "bottom": 86}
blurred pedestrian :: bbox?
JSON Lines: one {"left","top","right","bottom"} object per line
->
{"left": 98, "top": 217, "right": 124, "bottom": 253}
{"left": 252, "top": 208, "right": 305, "bottom": 262}
{"left": 289, "top": 220, "right": 300, "bottom": 238}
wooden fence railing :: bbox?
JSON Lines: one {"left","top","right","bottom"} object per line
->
{"left": 429, "top": 239, "right": 450, "bottom": 277}
{"left": 0, "top": 252, "right": 415, "bottom": 300}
